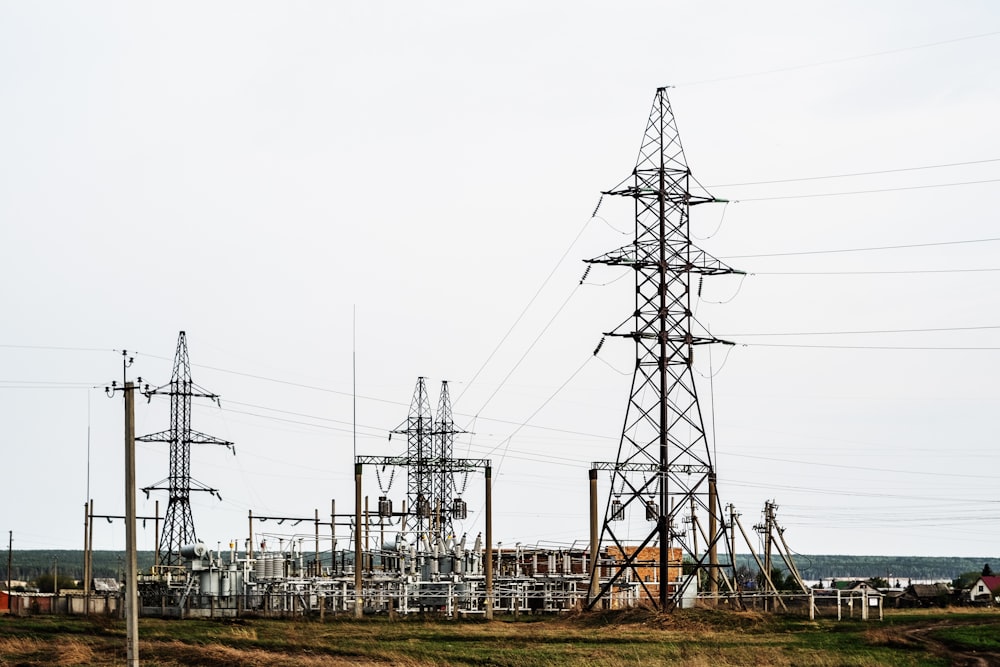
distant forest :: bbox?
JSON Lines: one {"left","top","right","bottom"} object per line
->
{"left": 3, "top": 551, "right": 996, "bottom": 585}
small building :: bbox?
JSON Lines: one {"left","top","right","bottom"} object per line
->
{"left": 969, "top": 575, "right": 1000, "bottom": 604}
{"left": 898, "top": 583, "right": 951, "bottom": 608}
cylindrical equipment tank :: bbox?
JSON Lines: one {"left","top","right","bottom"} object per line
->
{"left": 264, "top": 554, "right": 276, "bottom": 579}
{"left": 181, "top": 543, "right": 207, "bottom": 560}
{"left": 199, "top": 570, "right": 219, "bottom": 596}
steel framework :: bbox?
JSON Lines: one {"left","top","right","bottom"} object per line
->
{"left": 433, "top": 380, "right": 467, "bottom": 540}
{"left": 387, "top": 378, "right": 471, "bottom": 544}
{"left": 391, "top": 377, "right": 436, "bottom": 539}
{"left": 587, "top": 88, "right": 743, "bottom": 609}
{"left": 139, "top": 331, "right": 233, "bottom": 567}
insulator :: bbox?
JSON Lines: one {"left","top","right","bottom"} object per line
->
{"left": 645, "top": 499, "right": 659, "bottom": 521}
{"left": 592, "top": 194, "right": 604, "bottom": 218}
{"left": 378, "top": 496, "right": 393, "bottom": 517}
{"left": 451, "top": 497, "right": 467, "bottom": 519}
{"left": 593, "top": 336, "right": 606, "bottom": 356}
{"left": 610, "top": 498, "right": 624, "bottom": 522}
{"left": 697, "top": 275, "right": 704, "bottom": 297}
{"left": 579, "top": 266, "right": 592, "bottom": 284}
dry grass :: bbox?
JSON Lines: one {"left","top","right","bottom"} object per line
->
{"left": 7, "top": 609, "right": 990, "bottom": 666}
{"left": 146, "top": 639, "right": 386, "bottom": 666}
{"left": 0, "top": 636, "right": 97, "bottom": 666}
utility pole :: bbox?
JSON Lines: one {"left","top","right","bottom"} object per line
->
{"left": 6, "top": 531, "right": 12, "bottom": 596}
{"left": 83, "top": 503, "right": 90, "bottom": 607}
{"left": 105, "top": 353, "right": 141, "bottom": 667}
{"left": 354, "top": 463, "right": 363, "bottom": 618}
{"left": 587, "top": 87, "right": 742, "bottom": 611}
{"left": 124, "top": 382, "right": 139, "bottom": 666}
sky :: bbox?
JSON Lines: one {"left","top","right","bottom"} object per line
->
{"left": 2, "top": 1, "right": 999, "bottom": 563}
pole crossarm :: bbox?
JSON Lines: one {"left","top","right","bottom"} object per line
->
{"left": 591, "top": 461, "right": 711, "bottom": 475}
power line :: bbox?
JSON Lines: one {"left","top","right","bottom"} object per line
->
{"left": 678, "top": 29, "right": 1000, "bottom": 87}
{"left": 455, "top": 209, "right": 597, "bottom": 409}
{"left": 753, "top": 268, "right": 1000, "bottom": 275}
{"left": 723, "top": 450, "right": 998, "bottom": 481}
{"left": 731, "top": 177, "right": 1000, "bottom": 202}
{"left": 723, "top": 235, "right": 1000, "bottom": 259}
{"left": 709, "top": 157, "right": 1000, "bottom": 188}
{"left": 744, "top": 343, "right": 1000, "bottom": 351}
{"left": 724, "top": 324, "right": 1000, "bottom": 337}
{"left": 0, "top": 344, "right": 114, "bottom": 353}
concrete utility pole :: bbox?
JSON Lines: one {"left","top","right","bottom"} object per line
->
{"left": 588, "top": 468, "right": 599, "bottom": 602}
{"left": 7, "top": 531, "right": 12, "bottom": 595}
{"left": 485, "top": 466, "right": 493, "bottom": 620}
{"left": 354, "top": 463, "right": 363, "bottom": 618}
{"left": 124, "top": 382, "right": 139, "bottom": 667}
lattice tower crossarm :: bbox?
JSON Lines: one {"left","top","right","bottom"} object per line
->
{"left": 586, "top": 88, "right": 744, "bottom": 610}
{"left": 138, "top": 331, "right": 234, "bottom": 568}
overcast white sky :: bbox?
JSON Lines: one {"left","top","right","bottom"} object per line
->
{"left": 2, "top": 2, "right": 999, "bottom": 564}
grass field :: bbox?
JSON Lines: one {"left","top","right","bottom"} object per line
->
{"left": 1, "top": 608, "right": 998, "bottom": 666}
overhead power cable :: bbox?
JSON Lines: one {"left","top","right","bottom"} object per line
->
{"left": 454, "top": 208, "right": 597, "bottom": 408}
{"left": 731, "top": 177, "right": 1000, "bottom": 202}
{"left": 744, "top": 343, "right": 1000, "bottom": 351}
{"left": 724, "top": 324, "right": 1000, "bottom": 337}
{"left": 678, "top": 29, "right": 1000, "bottom": 87}
{"left": 723, "top": 235, "right": 1000, "bottom": 259}
{"left": 753, "top": 267, "right": 1000, "bottom": 275}
{"left": 709, "top": 157, "right": 1000, "bottom": 188}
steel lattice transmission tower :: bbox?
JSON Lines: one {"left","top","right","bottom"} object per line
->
{"left": 433, "top": 380, "right": 468, "bottom": 540}
{"left": 390, "top": 378, "right": 469, "bottom": 544}
{"left": 392, "top": 377, "right": 436, "bottom": 540}
{"left": 587, "top": 88, "right": 743, "bottom": 610}
{"left": 139, "top": 331, "right": 233, "bottom": 568}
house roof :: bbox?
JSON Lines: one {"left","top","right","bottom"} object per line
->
{"left": 980, "top": 576, "right": 1000, "bottom": 593}
{"left": 906, "top": 583, "right": 950, "bottom": 598}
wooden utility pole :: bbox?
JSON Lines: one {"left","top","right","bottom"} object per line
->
{"left": 124, "top": 382, "right": 139, "bottom": 667}
{"left": 7, "top": 531, "right": 12, "bottom": 597}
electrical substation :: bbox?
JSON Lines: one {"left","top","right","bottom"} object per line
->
{"left": 81, "top": 88, "right": 815, "bottom": 619}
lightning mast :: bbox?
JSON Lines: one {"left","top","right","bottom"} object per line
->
{"left": 139, "top": 331, "right": 233, "bottom": 568}
{"left": 587, "top": 88, "right": 742, "bottom": 609}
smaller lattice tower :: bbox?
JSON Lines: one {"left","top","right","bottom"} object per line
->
{"left": 392, "top": 377, "right": 435, "bottom": 541}
{"left": 139, "top": 331, "right": 233, "bottom": 567}
{"left": 433, "top": 380, "right": 468, "bottom": 540}
{"left": 391, "top": 378, "right": 469, "bottom": 545}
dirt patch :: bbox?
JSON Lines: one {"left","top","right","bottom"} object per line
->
{"left": 892, "top": 618, "right": 1000, "bottom": 667}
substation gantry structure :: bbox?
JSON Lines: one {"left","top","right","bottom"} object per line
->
{"left": 586, "top": 87, "right": 745, "bottom": 610}
{"left": 139, "top": 331, "right": 234, "bottom": 568}
{"left": 370, "top": 377, "right": 474, "bottom": 546}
